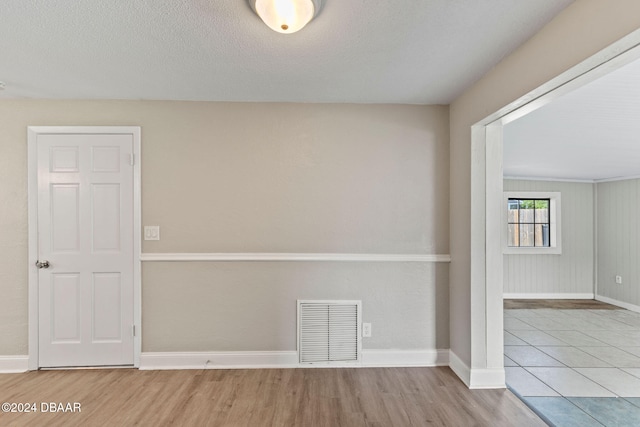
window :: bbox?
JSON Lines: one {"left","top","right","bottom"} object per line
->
{"left": 503, "top": 192, "right": 561, "bottom": 254}
{"left": 507, "top": 199, "right": 550, "bottom": 247}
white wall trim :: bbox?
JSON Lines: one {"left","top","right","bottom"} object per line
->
{"left": 361, "top": 349, "right": 449, "bottom": 367}
{"left": 485, "top": 124, "right": 505, "bottom": 371}
{"left": 504, "top": 176, "right": 596, "bottom": 184}
{"left": 504, "top": 293, "right": 594, "bottom": 300}
{"left": 448, "top": 351, "right": 505, "bottom": 389}
{"left": 595, "top": 295, "right": 640, "bottom": 314}
{"left": 0, "top": 356, "right": 29, "bottom": 374}
{"left": 448, "top": 350, "right": 471, "bottom": 387}
{"left": 476, "top": 30, "right": 640, "bottom": 128}
{"left": 27, "top": 126, "right": 142, "bottom": 370}
{"left": 595, "top": 175, "right": 640, "bottom": 183}
{"left": 140, "top": 351, "right": 299, "bottom": 370}
{"left": 27, "top": 128, "right": 38, "bottom": 371}
{"left": 593, "top": 184, "right": 599, "bottom": 299}
{"left": 133, "top": 128, "right": 142, "bottom": 368}
{"left": 140, "top": 253, "right": 451, "bottom": 263}
{"left": 469, "top": 368, "right": 506, "bottom": 389}
{"left": 139, "top": 349, "right": 450, "bottom": 370}
{"left": 504, "top": 175, "right": 640, "bottom": 184}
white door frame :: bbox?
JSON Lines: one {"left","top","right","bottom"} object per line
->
{"left": 468, "top": 29, "right": 640, "bottom": 388}
{"left": 28, "top": 126, "right": 142, "bottom": 370}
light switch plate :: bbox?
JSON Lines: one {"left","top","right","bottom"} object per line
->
{"left": 144, "top": 226, "right": 160, "bottom": 241}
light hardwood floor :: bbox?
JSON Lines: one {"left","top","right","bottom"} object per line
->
{"left": 0, "top": 367, "right": 544, "bottom": 426}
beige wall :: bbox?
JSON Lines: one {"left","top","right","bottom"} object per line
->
{"left": 450, "top": 0, "right": 640, "bottom": 367}
{"left": 142, "top": 102, "right": 449, "bottom": 254}
{"left": 143, "top": 262, "right": 449, "bottom": 352}
{"left": 0, "top": 100, "right": 449, "bottom": 355}
{"left": 503, "top": 180, "right": 594, "bottom": 297}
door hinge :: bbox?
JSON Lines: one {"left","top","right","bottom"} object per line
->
{"left": 132, "top": 325, "right": 136, "bottom": 337}
{"left": 129, "top": 153, "right": 135, "bottom": 166}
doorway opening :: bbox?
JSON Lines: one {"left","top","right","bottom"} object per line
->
{"left": 470, "top": 29, "right": 640, "bottom": 387}
{"left": 496, "top": 40, "right": 640, "bottom": 425}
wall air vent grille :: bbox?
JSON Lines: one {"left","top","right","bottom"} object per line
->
{"left": 297, "top": 300, "right": 361, "bottom": 364}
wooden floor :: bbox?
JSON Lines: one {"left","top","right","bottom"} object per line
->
{"left": 504, "top": 299, "right": 620, "bottom": 310}
{"left": 0, "top": 367, "right": 544, "bottom": 426}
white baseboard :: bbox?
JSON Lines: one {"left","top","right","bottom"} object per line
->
{"left": 0, "top": 356, "right": 29, "bottom": 374}
{"left": 139, "top": 351, "right": 299, "bottom": 370}
{"left": 448, "top": 351, "right": 471, "bottom": 387}
{"left": 469, "top": 368, "right": 506, "bottom": 389}
{"left": 448, "top": 351, "right": 505, "bottom": 389}
{"left": 140, "top": 349, "right": 450, "bottom": 370}
{"left": 503, "top": 293, "right": 594, "bottom": 300}
{"left": 361, "top": 349, "right": 449, "bottom": 367}
{"left": 595, "top": 295, "right": 640, "bottom": 313}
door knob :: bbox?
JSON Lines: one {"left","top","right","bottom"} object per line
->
{"left": 36, "top": 260, "right": 50, "bottom": 269}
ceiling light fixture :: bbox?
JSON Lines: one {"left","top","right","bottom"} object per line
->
{"left": 250, "top": 0, "right": 323, "bottom": 34}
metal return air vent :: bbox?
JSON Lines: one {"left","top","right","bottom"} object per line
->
{"left": 297, "top": 300, "right": 362, "bottom": 364}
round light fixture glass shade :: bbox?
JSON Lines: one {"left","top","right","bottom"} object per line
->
{"left": 251, "top": 0, "right": 323, "bottom": 34}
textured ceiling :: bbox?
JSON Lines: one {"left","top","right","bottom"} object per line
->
{"left": 504, "top": 57, "right": 640, "bottom": 182}
{"left": 0, "top": 0, "right": 572, "bottom": 104}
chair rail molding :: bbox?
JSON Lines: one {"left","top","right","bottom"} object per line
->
{"left": 140, "top": 253, "right": 451, "bottom": 262}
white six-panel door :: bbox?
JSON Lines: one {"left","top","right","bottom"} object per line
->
{"left": 36, "top": 132, "right": 135, "bottom": 367}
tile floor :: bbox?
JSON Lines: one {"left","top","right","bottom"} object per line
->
{"left": 504, "top": 307, "right": 640, "bottom": 426}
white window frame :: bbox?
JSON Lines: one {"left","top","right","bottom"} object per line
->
{"left": 503, "top": 191, "right": 561, "bottom": 255}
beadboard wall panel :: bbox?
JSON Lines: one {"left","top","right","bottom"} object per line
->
{"left": 503, "top": 180, "right": 594, "bottom": 296}
{"left": 596, "top": 179, "right": 640, "bottom": 307}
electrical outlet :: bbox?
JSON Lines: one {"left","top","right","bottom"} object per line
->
{"left": 362, "top": 323, "right": 372, "bottom": 338}
{"left": 144, "top": 225, "right": 160, "bottom": 241}
{"left": 615, "top": 275, "right": 622, "bottom": 285}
